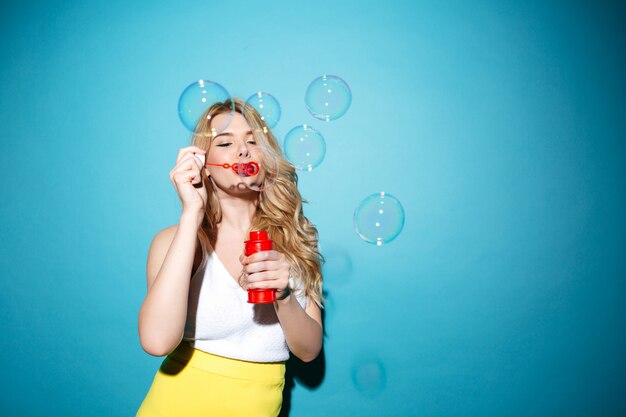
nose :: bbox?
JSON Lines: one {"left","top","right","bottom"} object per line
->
{"left": 237, "top": 143, "right": 251, "bottom": 158}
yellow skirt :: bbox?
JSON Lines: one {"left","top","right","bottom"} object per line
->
{"left": 136, "top": 342, "right": 285, "bottom": 417}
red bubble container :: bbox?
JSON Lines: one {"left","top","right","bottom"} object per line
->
{"left": 244, "top": 230, "right": 276, "bottom": 303}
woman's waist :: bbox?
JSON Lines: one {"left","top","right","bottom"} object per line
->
{"left": 166, "top": 341, "right": 286, "bottom": 384}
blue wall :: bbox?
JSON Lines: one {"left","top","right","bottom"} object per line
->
{"left": 1, "top": 0, "right": 625, "bottom": 415}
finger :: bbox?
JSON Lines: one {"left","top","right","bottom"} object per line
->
{"left": 246, "top": 274, "right": 283, "bottom": 289}
{"left": 246, "top": 250, "right": 281, "bottom": 263}
{"left": 238, "top": 272, "right": 248, "bottom": 288}
{"left": 246, "top": 270, "right": 268, "bottom": 283}
{"left": 172, "top": 158, "right": 201, "bottom": 177}
{"left": 170, "top": 156, "right": 203, "bottom": 183}
{"left": 176, "top": 151, "right": 206, "bottom": 166}
{"left": 243, "top": 260, "right": 284, "bottom": 275}
{"left": 246, "top": 267, "right": 290, "bottom": 283}
{"left": 172, "top": 169, "right": 202, "bottom": 185}
{"left": 175, "top": 154, "right": 203, "bottom": 171}
{"left": 176, "top": 146, "right": 206, "bottom": 163}
{"left": 175, "top": 151, "right": 206, "bottom": 170}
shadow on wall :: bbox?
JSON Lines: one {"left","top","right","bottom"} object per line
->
{"left": 279, "top": 294, "right": 328, "bottom": 417}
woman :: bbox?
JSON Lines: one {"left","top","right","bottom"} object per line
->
{"left": 136, "top": 98, "right": 324, "bottom": 416}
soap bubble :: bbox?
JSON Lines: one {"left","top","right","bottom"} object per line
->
{"left": 178, "top": 80, "right": 234, "bottom": 135}
{"left": 244, "top": 92, "right": 281, "bottom": 128}
{"left": 283, "top": 125, "right": 326, "bottom": 171}
{"left": 305, "top": 75, "right": 352, "bottom": 121}
{"left": 321, "top": 246, "right": 353, "bottom": 287}
{"left": 351, "top": 355, "right": 386, "bottom": 396}
{"left": 354, "top": 192, "right": 405, "bottom": 246}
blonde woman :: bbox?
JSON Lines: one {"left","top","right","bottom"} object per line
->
{"left": 136, "top": 99, "right": 323, "bottom": 416}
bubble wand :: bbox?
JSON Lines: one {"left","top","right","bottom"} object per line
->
{"left": 194, "top": 154, "right": 259, "bottom": 176}
{"left": 205, "top": 161, "right": 259, "bottom": 176}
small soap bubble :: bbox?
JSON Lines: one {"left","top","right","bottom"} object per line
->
{"left": 283, "top": 125, "right": 326, "bottom": 171}
{"left": 351, "top": 355, "right": 387, "bottom": 396}
{"left": 305, "top": 75, "right": 352, "bottom": 121}
{"left": 178, "top": 80, "right": 234, "bottom": 135}
{"left": 321, "top": 246, "right": 353, "bottom": 287}
{"left": 354, "top": 192, "right": 405, "bottom": 245}
{"left": 244, "top": 92, "right": 281, "bottom": 128}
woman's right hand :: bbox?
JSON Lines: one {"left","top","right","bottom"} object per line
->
{"left": 169, "top": 146, "right": 208, "bottom": 215}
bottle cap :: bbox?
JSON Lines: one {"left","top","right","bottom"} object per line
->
{"left": 249, "top": 230, "right": 268, "bottom": 241}
{"left": 245, "top": 230, "right": 273, "bottom": 255}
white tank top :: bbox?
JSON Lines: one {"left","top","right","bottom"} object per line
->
{"left": 182, "top": 250, "right": 307, "bottom": 362}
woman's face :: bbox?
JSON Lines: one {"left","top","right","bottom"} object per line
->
{"left": 205, "top": 112, "right": 265, "bottom": 193}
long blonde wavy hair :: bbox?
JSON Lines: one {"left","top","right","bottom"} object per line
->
{"left": 190, "top": 98, "right": 323, "bottom": 307}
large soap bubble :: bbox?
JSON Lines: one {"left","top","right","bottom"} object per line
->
{"left": 305, "top": 75, "right": 352, "bottom": 121}
{"left": 178, "top": 80, "right": 234, "bottom": 135}
{"left": 354, "top": 192, "right": 405, "bottom": 246}
{"left": 244, "top": 92, "right": 281, "bottom": 128}
{"left": 283, "top": 124, "right": 326, "bottom": 171}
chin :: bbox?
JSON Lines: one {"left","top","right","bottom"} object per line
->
{"left": 231, "top": 182, "right": 261, "bottom": 194}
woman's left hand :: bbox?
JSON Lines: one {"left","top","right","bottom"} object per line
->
{"left": 239, "top": 250, "right": 291, "bottom": 294}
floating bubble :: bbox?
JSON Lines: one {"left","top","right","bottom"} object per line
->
{"left": 354, "top": 192, "right": 405, "bottom": 246}
{"left": 244, "top": 92, "right": 281, "bottom": 128}
{"left": 351, "top": 355, "right": 386, "bottom": 396}
{"left": 177, "top": 80, "right": 234, "bottom": 135}
{"left": 321, "top": 246, "right": 353, "bottom": 287}
{"left": 283, "top": 125, "right": 326, "bottom": 171}
{"left": 305, "top": 75, "right": 352, "bottom": 121}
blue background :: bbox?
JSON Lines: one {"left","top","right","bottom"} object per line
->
{"left": 1, "top": 0, "right": 625, "bottom": 416}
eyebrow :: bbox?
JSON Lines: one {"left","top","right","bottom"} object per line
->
{"left": 213, "top": 130, "right": 254, "bottom": 140}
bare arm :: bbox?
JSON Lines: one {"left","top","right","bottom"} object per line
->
{"left": 138, "top": 210, "right": 203, "bottom": 357}
{"left": 139, "top": 145, "right": 207, "bottom": 357}
{"left": 274, "top": 294, "right": 323, "bottom": 362}
{"left": 242, "top": 250, "right": 323, "bottom": 362}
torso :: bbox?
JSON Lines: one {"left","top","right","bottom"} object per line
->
{"left": 213, "top": 234, "right": 246, "bottom": 283}
{"left": 190, "top": 233, "right": 246, "bottom": 284}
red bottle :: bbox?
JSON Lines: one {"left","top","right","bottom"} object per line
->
{"left": 244, "top": 230, "right": 276, "bottom": 303}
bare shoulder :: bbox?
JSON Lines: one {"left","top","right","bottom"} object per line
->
{"left": 145, "top": 225, "right": 179, "bottom": 290}
{"left": 148, "top": 225, "right": 179, "bottom": 258}
{"left": 145, "top": 224, "right": 203, "bottom": 290}
{"left": 155, "top": 224, "right": 179, "bottom": 242}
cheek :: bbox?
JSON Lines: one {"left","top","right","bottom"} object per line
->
{"left": 207, "top": 166, "right": 222, "bottom": 178}
{"left": 206, "top": 150, "right": 227, "bottom": 166}
{"left": 207, "top": 164, "right": 235, "bottom": 181}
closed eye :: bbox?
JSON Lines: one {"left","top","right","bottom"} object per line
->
{"left": 216, "top": 143, "right": 231, "bottom": 147}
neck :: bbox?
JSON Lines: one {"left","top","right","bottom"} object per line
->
{"left": 215, "top": 190, "right": 258, "bottom": 234}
